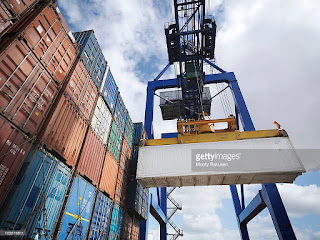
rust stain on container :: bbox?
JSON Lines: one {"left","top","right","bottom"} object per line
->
{"left": 99, "top": 151, "right": 118, "bottom": 199}
{"left": 77, "top": 128, "right": 106, "bottom": 186}
{"left": 119, "top": 138, "right": 132, "bottom": 172}
{"left": 64, "top": 58, "right": 98, "bottom": 121}
{"left": 0, "top": 115, "right": 32, "bottom": 208}
{"left": 0, "top": 39, "right": 59, "bottom": 135}
{"left": 115, "top": 167, "right": 128, "bottom": 207}
{"left": 132, "top": 216, "right": 140, "bottom": 240}
{"left": 38, "top": 93, "right": 88, "bottom": 167}
{"left": 21, "top": 4, "right": 77, "bottom": 84}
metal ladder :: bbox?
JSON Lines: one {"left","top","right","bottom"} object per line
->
{"left": 167, "top": 187, "right": 183, "bottom": 240}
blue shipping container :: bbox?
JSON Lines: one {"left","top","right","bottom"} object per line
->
{"left": 161, "top": 132, "right": 178, "bottom": 138}
{"left": 125, "top": 176, "right": 149, "bottom": 220}
{"left": 101, "top": 69, "right": 118, "bottom": 113}
{"left": 114, "top": 94, "right": 127, "bottom": 134}
{"left": 87, "top": 191, "right": 113, "bottom": 240}
{"left": 133, "top": 122, "right": 146, "bottom": 146}
{"left": 108, "top": 203, "right": 124, "bottom": 240}
{"left": 0, "top": 146, "right": 72, "bottom": 240}
{"left": 56, "top": 176, "right": 96, "bottom": 240}
{"left": 73, "top": 30, "right": 107, "bottom": 89}
{"left": 129, "top": 146, "right": 139, "bottom": 174}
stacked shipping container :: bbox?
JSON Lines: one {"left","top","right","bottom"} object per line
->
{"left": 0, "top": 1, "right": 146, "bottom": 239}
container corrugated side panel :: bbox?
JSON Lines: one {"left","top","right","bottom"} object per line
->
{"left": 120, "top": 211, "right": 133, "bottom": 240}
{"left": 64, "top": 58, "right": 98, "bottom": 121}
{"left": 129, "top": 146, "right": 139, "bottom": 175}
{"left": 114, "top": 167, "right": 128, "bottom": 207}
{"left": 101, "top": 69, "right": 118, "bottom": 113}
{"left": 108, "top": 122, "right": 123, "bottom": 162}
{"left": 73, "top": 30, "right": 107, "bottom": 89}
{"left": 124, "top": 113, "right": 134, "bottom": 148}
{"left": 133, "top": 122, "right": 146, "bottom": 146}
{"left": 77, "top": 128, "right": 106, "bottom": 186}
{"left": 1, "top": 0, "right": 39, "bottom": 17}
{"left": 99, "top": 151, "right": 118, "bottom": 199}
{"left": 0, "top": 39, "right": 59, "bottom": 135}
{"left": 38, "top": 93, "right": 88, "bottom": 167}
{"left": 87, "top": 191, "right": 113, "bottom": 240}
{"left": 0, "top": 3, "right": 12, "bottom": 36}
{"left": 0, "top": 115, "right": 32, "bottom": 208}
{"left": 91, "top": 96, "right": 112, "bottom": 145}
{"left": 114, "top": 94, "right": 127, "bottom": 134}
{"left": 120, "top": 138, "right": 132, "bottom": 172}
{"left": 0, "top": 147, "right": 72, "bottom": 240}
{"left": 56, "top": 176, "right": 96, "bottom": 240}
{"left": 108, "top": 203, "right": 124, "bottom": 240}
{"left": 21, "top": 4, "right": 77, "bottom": 85}
{"left": 132, "top": 215, "right": 140, "bottom": 240}
{"left": 137, "top": 137, "right": 306, "bottom": 187}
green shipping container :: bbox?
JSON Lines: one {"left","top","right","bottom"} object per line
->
{"left": 108, "top": 122, "right": 123, "bottom": 162}
{"left": 124, "top": 114, "right": 134, "bottom": 148}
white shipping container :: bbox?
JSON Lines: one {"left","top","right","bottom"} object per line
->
{"left": 136, "top": 137, "right": 305, "bottom": 187}
{"left": 91, "top": 97, "right": 112, "bottom": 145}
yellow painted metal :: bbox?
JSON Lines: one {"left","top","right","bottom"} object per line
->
{"left": 145, "top": 129, "right": 284, "bottom": 146}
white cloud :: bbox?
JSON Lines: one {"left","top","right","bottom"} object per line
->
{"left": 278, "top": 183, "right": 320, "bottom": 218}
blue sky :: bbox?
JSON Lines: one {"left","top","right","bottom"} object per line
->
{"left": 57, "top": 0, "right": 320, "bottom": 239}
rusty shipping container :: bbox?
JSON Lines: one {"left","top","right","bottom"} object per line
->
{"left": 14, "top": 4, "right": 77, "bottom": 85}
{"left": 38, "top": 93, "right": 88, "bottom": 167}
{"left": 0, "top": 39, "right": 59, "bottom": 135}
{"left": 115, "top": 167, "right": 128, "bottom": 207}
{"left": 0, "top": 115, "right": 32, "bottom": 208}
{"left": 0, "top": 3, "right": 12, "bottom": 36}
{"left": 64, "top": 57, "right": 98, "bottom": 120}
{"left": 120, "top": 138, "right": 132, "bottom": 173}
{"left": 121, "top": 211, "right": 133, "bottom": 240}
{"left": 99, "top": 151, "right": 118, "bottom": 199}
{"left": 131, "top": 216, "right": 140, "bottom": 240}
{"left": 77, "top": 128, "right": 106, "bottom": 186}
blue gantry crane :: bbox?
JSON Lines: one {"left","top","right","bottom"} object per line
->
{"left": 140, "top": 1, "right": 298, "bottom": 239}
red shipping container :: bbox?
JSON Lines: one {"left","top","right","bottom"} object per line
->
{"left": 132, "top": 216, "right": 140, "bottom": 240}
{"left": 0, "top": 39, "right": 59, "bottom": 135}
{"left": 121, "top": 211, "right": 133, "bottom": 240}
{"left": 1, "top": 0, "right": 39, "bottom": 17}
{"left": 119, "top": 138, "right": 132, "bottom": 172}
{"left": 0, "top": 115, "right": 32, "bottom": 208}
{"left": 38, "top": 93, "right": 88, "bottom": 167}
{"left": 0, "top": 3, "right": 12, "bottom": 36}
{"left": 115, "top": 167, "right": 128, "bottom": 207}
{"left": 20, "top": 4, "right": 77, "bottom": 84}
{"left": 99, "top": 151, "right": 118, "bottom": 199}
{"left": 64, "top": 58, "right": 98, "bottom": 120}
{"left": 77, "top": 128, "right": 106, "bottom": 186}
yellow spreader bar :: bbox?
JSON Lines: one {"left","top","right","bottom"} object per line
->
{"left": 145, "top": 129, "right": 285, "bottom": 146}
{"left": 65, "top": 212, "right": 90, "bottom": 222}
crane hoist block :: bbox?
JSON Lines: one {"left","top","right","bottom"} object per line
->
{"left": 136, "top": 130, "right": 305, "bottom": 188}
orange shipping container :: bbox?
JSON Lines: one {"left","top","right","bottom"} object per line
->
{"left": 115, "top": 167, "right": 128, "bottom": 207}
{"left": 0, "top": 115, "right": 32, "bottom": 208}
{"left": 64, "top": 58, "right": 98, "bottom": 120}
{"left": 77, "top": 128, "right": 106, "bottom": 186}
{"left": 119, "top": 138, "right": 132, "bottom": 172}
{"left": 0, "top": 39, "right": 59, "bottom": 135}
{"left": 38, "top": 93, "right": 88, "bottom": 167}
{"left": 99, "top": 151, "right": 118, "bottom": 199}
{"left": 19, "top": 4, "right": 77, "bottom": 85}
